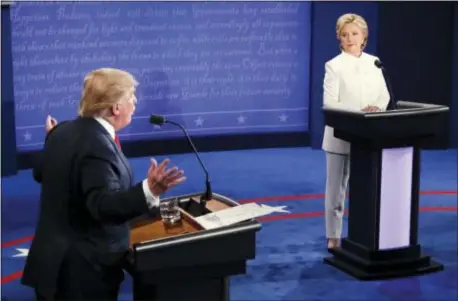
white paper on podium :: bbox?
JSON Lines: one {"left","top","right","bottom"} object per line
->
{"left": 194, "top": 203, "right": 289, "bottom": 230}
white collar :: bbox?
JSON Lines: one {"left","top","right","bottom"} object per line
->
{"left": 341, "top": 50, "right": 366, "bottom": 61}
{"left": 94, "top": 117, "right": 115, "bottom": 139}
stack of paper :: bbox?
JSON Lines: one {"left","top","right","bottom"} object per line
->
{"left": 195, "top": 203, "right": 289, "bottom": 230}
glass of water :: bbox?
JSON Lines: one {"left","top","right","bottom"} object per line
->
{"left": 159, "top": 198, "right": 182, "bottom": 226}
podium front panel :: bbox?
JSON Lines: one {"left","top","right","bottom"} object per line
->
{"left": 379, "top": 147, "right": 413, "bottom": 249}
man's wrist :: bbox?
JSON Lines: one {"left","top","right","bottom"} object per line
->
{"left": 142, "top": 179, "right": 160, "bottom": 208}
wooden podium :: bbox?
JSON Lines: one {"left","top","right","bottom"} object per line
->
{"left": 125, "top": 192, "right": 261, "bottom": 301}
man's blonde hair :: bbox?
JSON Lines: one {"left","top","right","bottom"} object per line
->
{"left": 336, "top": 13, "right": 369, "bottom": 50}
{"left": 78, "top": 68, "right": 138, "bottom": 117}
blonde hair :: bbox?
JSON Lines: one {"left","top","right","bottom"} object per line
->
{"left": 336, "top": 13, "right": 368, "bottom": 50}
{"left": 78, "top": 68, "right": 138, "bottom": 117}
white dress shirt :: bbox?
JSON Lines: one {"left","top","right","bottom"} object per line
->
{"left": 321, "top": 51, "right": 390, "bottom": 154}
{"left": 94, "top": 117, "right": 160, "bottom": 209}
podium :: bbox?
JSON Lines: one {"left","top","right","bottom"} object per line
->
{"left": 125, "top": 192, "right": 261, "bottom": 301}
{"left": 322, "top": 101, "right": 449, "bottom": 280}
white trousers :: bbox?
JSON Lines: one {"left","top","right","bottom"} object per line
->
{"left": 324, "top": 152, "right": 350, "bottom": 239}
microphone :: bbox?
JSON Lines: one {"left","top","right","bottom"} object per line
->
{"left": 149, "top": 114, "right": 212, "bottom": 209}
{"left": 374, "top": 59, "right": 397, "bottom": 110}
{"left": 149, "top": 115, "right": 166, "bottom": 126}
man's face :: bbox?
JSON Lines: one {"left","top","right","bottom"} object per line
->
{"left": 112, "top": 88, "right": 137, "bottom": 130}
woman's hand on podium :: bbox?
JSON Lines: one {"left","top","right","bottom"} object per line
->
{"left": 362, "top": 106, "right": 381, "bottom": 112}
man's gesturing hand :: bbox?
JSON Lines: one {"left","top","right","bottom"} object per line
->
{"left": 147, "top": 158, "right": 186, "bottom": 196}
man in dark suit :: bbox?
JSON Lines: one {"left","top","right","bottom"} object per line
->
{"left": 21, "top": 68, "right": 186, "bottom": 301}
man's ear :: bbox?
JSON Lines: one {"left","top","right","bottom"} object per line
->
{"left": 111, "top": 103, "right": 121, "bottom": 116}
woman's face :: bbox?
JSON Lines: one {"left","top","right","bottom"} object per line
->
{"left": 338, "top": 22, "right": 365, "bottom": 56}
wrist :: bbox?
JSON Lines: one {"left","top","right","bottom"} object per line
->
{"left": 143, "top": 180, "right": 159, "bottom": 198}
{"left": 147, "top": 181, "right": 164, "bottom": 197}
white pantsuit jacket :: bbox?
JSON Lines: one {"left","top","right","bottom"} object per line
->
{"left": 321, "top": 51, "right": 390, "bottom": 154}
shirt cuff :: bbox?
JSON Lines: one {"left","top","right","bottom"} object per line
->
{"left": 142, "top": 179, "right": 160, "bottom": 208}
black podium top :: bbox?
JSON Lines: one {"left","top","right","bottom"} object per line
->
{"left": 323, "top": 101, "right": 449, "bottom": 146}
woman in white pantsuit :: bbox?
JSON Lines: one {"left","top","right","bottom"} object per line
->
{"left": 322, "top": 13, "right": 390, "bottom": 249}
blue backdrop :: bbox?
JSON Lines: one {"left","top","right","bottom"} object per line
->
{"left": 2, "top": 1, "right": 457, "bottom": 177}
{"left": 10, "top": 1, "right": 311, "bottom": 151}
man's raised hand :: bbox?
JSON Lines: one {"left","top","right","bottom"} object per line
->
{"left": 147, "top": 158, "right": 186, "bottom": 196}
{"left": 45, "top": 115, "right": 58, "bottom": 134}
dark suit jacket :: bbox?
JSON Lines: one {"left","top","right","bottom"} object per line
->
{"left": 31, "top": 121, "right": 69, "bottom": 183}
{"left": 21, "top": 117, "right": 154, "bottom": 296}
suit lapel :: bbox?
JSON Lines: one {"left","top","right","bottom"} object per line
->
{"left": 83, "top": 117, "right": 134, "bottom": 185}
{"left": 113, "top": 145, "right": 134, "bottom": 185}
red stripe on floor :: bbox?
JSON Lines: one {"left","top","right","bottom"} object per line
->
{"left": 2, "top": 205, "right": 456, "bottom": 285}
{"left": 1, "top": 235, "right": 34, "bottom": 248}
{"left": 238, "top": 190, "right": 458, "bottom": 204}
{"left": 259, "top": 206, "right": 458, "bottom": 222}
{"left": 1, "top": 271, "right": 23, "bottom": 284}
{"left": 2, "top": 190, "right": 456, "bottom": 249}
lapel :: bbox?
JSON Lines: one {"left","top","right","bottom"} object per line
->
{"left": 82, "top": 117, "right": 134, "bottom": 185}
{"left": 112, "top": 141, "right": 134, "bottom": 185}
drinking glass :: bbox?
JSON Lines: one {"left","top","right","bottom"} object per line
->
{"left": 159, "top": 198, "right": 182, "bottom": 225}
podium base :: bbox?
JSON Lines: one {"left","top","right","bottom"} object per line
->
{"left": 324, "top": 239, "right": 444, "bottom": 280}
{"left": 130, "top": 261, "right": 243, "bottom": 301}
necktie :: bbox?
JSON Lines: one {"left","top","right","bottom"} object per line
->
{"left": 114, "top": 134, "right": 122, "bottom": 150}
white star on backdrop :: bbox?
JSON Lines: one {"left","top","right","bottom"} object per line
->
{"left": 237, "top": 115, "right": 246, "bottom": 124}
{"left": 23, "top": 132, "right": 32, "bottom": 141}
{"left": 153, "top": 125, "right": 161, "bottom": 129}
{"left": 278, "top": 114, "right": 288, "bottom": 122}
{"left": 194, "top": 117, "right": 204, "bottom": 127}
{"left": 12, "top": 248, "right": 29, "bottom": 257}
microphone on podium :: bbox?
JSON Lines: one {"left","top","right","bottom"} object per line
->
{"left": 374, "top": 59, "right": 397, "bottom": 110}
{"left": 149, "top": 114, "right": 213, "bottom": 208}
